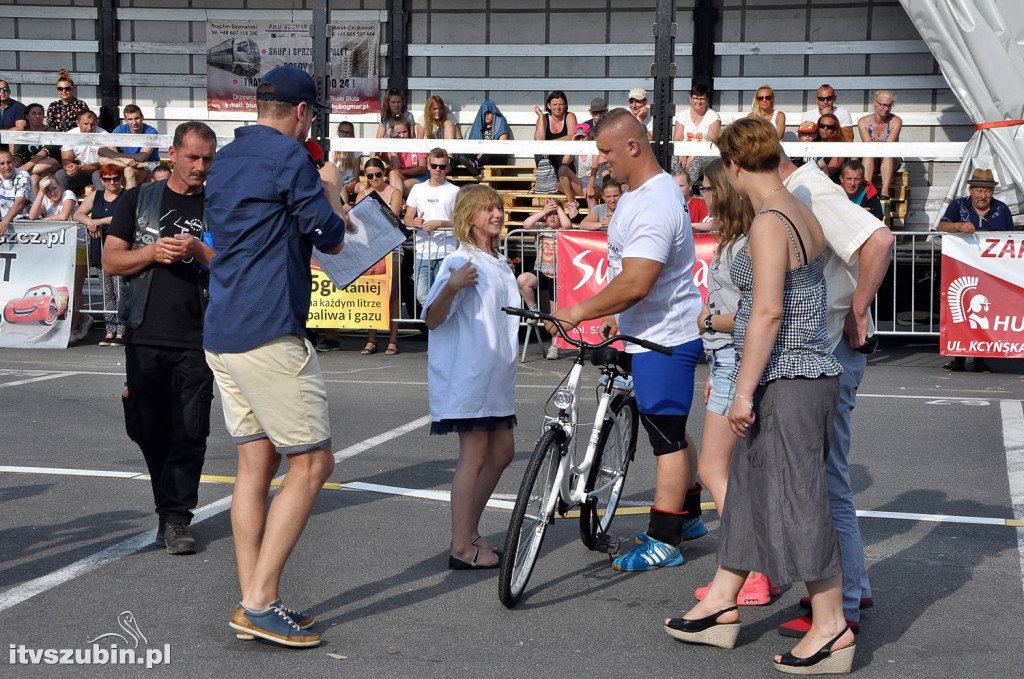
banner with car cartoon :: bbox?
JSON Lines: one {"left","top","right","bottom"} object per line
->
{"left": 206, "top": 19, "right": 380, "bottom": 114}
{"left": 0, "top": 221, "right": 76, "bottom": 349}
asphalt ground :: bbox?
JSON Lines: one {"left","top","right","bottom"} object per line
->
{"left": 1, "top": 330, "right": 1023, "bottom": 679}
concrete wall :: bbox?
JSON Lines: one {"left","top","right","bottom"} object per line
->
{"left": 0, "top": 0, "right": 965, "bottom": 227}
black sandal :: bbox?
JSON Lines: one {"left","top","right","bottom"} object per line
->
{"left": 472, "top": 535, "right": 502, "bottom": 560}
{"left": 773, "top": 627, "right": 855, "bottom": 674}
{"left": 664, "top": 606, "right": 741, "bottom": 649}
{"left": 448, "top": 547, "right": 499, "bottom": 570}
{"left": 360, "top": 342, "right": 378, "bottom": 356}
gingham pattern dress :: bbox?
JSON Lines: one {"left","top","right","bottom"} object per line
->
{"left": 718, "top": 209, "right": 844, "bottom": 585}
{"left": 729, "top": 210, "right": 842, "bottom": 384}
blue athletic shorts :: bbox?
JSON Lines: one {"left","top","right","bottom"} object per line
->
{"left": 631, "top": 338, "right": 703, "bottom": 416}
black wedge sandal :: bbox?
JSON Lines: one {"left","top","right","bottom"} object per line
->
{"left": 663, "top": 606, "right": 741, "bottom": 649}
{"left": 773, "top": 626, "right": 855, "bottom": 675}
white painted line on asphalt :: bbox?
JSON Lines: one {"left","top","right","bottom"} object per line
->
{"left": 856, "top": 510, "right": 1009, "bottom": 526}
{"left": 0, "top": 416, "right": 429, "bottom": 615}
{"left": 999, "top": 400, "right": 1024, "bottom": 601}
{"left": 333, "top": 415, "right": 429, "bottom": 462}
{"left": 0, "top": 465, "right": 141, "bottom": 479}
{"left": 0, "top": 371, "right": 78, "bottom": 388}
{"left": 344, "top": 481, "right": 515, "bottom": 510}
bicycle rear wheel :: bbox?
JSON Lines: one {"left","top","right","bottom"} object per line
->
{"left": 499, "top": 428, "right": 564, "bottom": 608}
{"left": 579, "top": 393, "right": 638, "bottom": 549}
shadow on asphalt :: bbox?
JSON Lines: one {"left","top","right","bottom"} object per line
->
{"left": 852, "top": 488, "right": 1016, "bottom": 667}
{"left": 0, "top": 495, "right": 149, "bottom": 589}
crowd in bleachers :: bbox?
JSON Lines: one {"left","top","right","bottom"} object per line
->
{"left": 1, "top": 69, "right": 908, "bottom": 353}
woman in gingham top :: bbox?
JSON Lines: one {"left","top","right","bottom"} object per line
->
{"left": 664, "top": 118, "right": 856, "bottom": 676}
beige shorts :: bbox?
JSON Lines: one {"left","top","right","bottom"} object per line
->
{"left": 205, "top": 334, "right": 332, "bottom": 454}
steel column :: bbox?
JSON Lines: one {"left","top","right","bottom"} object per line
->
{"left": 387, "top": 0, "right": 409, "bottom": 94}
{"left": 692, "top": 0, "right": 717, "bottom": 99}
{"left": 97, "top": 0, "right": 119, "bottom": 132}
{"left": 651, "top": 0, "right": 677, "bottom": 170}
{"left": 310, "top": 0, "right": 330, "bottom": 151}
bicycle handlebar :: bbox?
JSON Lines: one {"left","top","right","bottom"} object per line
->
{"left": 502, "top": 306, "right": 674, "bottom": 357}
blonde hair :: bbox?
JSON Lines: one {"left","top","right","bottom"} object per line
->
{"left": 749, "top": 84, "right": 775, "bottom": 115}
{"left": 717, "top": 117, "right": 781, "bottom": 173}
{"left": 422, "top": 95, "right": 449, "bottom": 139}
{"left": 703, "top": 159, "right": 753, "bottom": 260}
{"left": 874, "top": 89, "right": 895, "bottom": 103}
{"left": 453, "top": 184, "right": 503, "bottom": 250}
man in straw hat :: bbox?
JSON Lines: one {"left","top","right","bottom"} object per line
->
{"left": 936, "top": 168, "right": 1013, "bottom": 234}
{"left": 937, "top": 168, "right": 1012, "bottom": 373}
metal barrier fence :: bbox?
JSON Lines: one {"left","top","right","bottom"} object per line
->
{"left": 71, "top": 222, "right": 944, "bottom": 340}
{"left": 870, "top": 232, "right": 942, "bottom": 337}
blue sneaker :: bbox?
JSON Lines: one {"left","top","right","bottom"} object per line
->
{"left": 232, "top": 601, "right": 314, "bottom": 638}
{"left": 230, "top": 602, "right": 319, "bottom": 647}
{"left": 612, "top": 535, "right": 684, "bottom": 571}
{"left": 633, "top": 516, "right": 708, "bottom": 545}
{"left": 681, "top": 516, "right": 709, "bottom": 541}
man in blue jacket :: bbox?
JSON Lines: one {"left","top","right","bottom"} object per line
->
{"left": 204, "top": 66, "right": 347, "bottom": 649}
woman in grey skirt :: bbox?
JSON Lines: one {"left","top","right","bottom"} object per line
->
{"left": 663, "top": 118, "right": 855, "bottom": 675}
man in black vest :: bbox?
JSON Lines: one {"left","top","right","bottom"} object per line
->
{"left": 103, "top": 121, "right": 218, "bottom": 555}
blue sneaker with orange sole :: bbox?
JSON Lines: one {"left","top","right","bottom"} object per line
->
{"left": 230, "top": 602, "right": 318, "bottom": 647}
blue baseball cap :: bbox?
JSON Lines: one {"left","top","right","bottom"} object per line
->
{"left": 256, "top": 66, "right": 329, "bottom": 109}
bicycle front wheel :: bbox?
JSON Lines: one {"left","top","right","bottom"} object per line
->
{"left": 499, "top": 428, "right": 564, "bottom": 608}
{"left": 580, "top": 393, "right": 638, "bottom": 549}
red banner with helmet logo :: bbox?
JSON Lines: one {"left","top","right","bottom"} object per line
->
{"left": 553, "top": 230, "right": 718, "bottom": 349}
{"left": 940, "top": 233, "right": 1024, "bottom": 358}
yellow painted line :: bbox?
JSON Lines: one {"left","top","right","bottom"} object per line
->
{"left": 1008, "top": 518, "right": 1024, "bottom": 527}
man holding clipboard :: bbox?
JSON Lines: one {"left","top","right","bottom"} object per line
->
{"left": 203, "top": 66, "right": 350, "bottom": 649}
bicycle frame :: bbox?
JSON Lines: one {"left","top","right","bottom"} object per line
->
{"left": 540, "top": 352, "right": 626, "bottom": 522}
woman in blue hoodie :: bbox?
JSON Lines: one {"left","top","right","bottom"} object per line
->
{"left": 467, "top": 100, "right": 511, "bottom": 169}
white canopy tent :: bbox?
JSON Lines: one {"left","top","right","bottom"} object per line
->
{"left": 900, "top": 0, "right": 1024, "bottom": 226}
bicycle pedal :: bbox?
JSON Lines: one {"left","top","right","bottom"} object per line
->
{"left": 556, "top": 497, "right": 570, "bottom": 518}
{"left": 594, "top": 533, "right": 621, "bottom": 555}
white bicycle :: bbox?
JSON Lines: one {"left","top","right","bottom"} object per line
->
{"left": 498, "top": 307, "right": 673, "bottom": 608}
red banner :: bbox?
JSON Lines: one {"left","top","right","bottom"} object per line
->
{"left": 940, "top": 233, "right": 1024, "bottom": 358}
{"left": 553, "top": 231, "right": 718, "bottom": 349}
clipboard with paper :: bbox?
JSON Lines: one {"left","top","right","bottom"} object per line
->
{"left": 312, "top": 191, "right": 410, "bottom": 289}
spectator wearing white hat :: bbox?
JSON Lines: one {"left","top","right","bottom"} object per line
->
{"left": 628, "top": 87, "right": 654, "bottom": 140}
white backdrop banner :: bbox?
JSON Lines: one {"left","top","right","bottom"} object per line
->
{"left": 0, "top": 222, "right": 76, "bottom": 349}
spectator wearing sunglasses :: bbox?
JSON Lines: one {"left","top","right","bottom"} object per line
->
{"left": 350, "top": 157, "right": 404, "bottom": 357}
{"left": 814, "top": 114, "right": 846, "bottom": 181}
{"left": 0, "top": 79, "right": 27, "bottom": 132}
{"left": 800, "top": 84, "right": 854, "bottom": 142}
{"left": 747, "top": 84, "right": 785, "bottom": 140}
{"left": 405, "top": 148, "right": 460, "bottom": 306}
{"left": 857, "top": 90, "right": 903, "bottom": 200}
{"left": 46, "top": 70, "right": 91, "bottom": 133}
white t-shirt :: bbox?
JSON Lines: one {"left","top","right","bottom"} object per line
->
{"left": 61, "top": 126, "right": 109, "bottom": 165}
{"left": 406, "top": 180, "right": 459, "bottom": 259}
{"left": 421, "top": 245, "right": 519, "bottom": 421}
{"left": 607, "top": 172, "right": 703, "bottom": 353}
{"left": 675, "top": 108, "right": 720, "bottom": 142}
{"left": 41, "top": 189, "right": 77, "bottom": 217}
{"left": 800, "top": 106, "right": 853, "bottom": 129}
{"left": 642, "top": 111, "right": 654, "bottom": 133}
{"left": 783, "top": 161, "right": 887, "bottom": 350}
